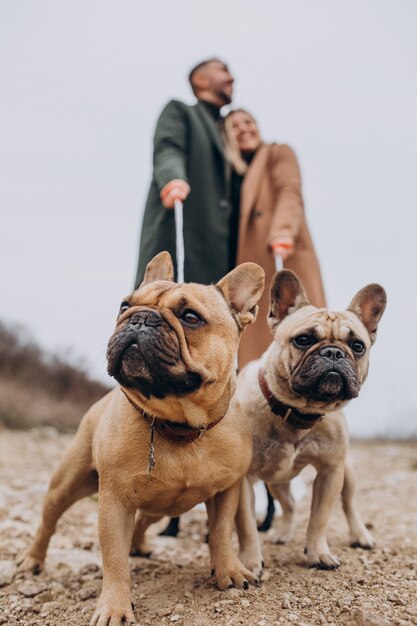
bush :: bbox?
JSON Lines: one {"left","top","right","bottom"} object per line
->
{"left": 0, "top": 322, "right": 111, "bottom": 431}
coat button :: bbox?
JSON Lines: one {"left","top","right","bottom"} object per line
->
{"left": 219, "top": 199, "right": 230, "bottom": 210}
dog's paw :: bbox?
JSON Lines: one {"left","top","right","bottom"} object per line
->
{"left": 130, "top": 539, "right": 152, "bottom": 558}
{"left": 16, "top": 554, "right": 44, "bottom": 575}
{"left": 90, "top": 595, "right": 136, "bottom": 626}
{"left": 268, "top": 523, "right": 294, "bottom": 545}
{"left": 212, "top": 558, "right": 261, "bottom": 591}
{"left": 350, "top": 526, "right": 375, "bottom": 550}
{"left": 238, "top": 548, "right": 264, "bottom": 579}
{"left": 307, "top": 550, "right": 341, "bottom": 570}
{"left": 129, "top": 546, "right": 152, "bottom": 558}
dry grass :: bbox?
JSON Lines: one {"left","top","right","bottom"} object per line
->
{"left": 0, "top": 322, "right": 110, "bottom": 432}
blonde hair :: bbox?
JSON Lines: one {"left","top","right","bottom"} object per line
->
{"left": 224, "top": 109, "right": 259, "bottom": 175}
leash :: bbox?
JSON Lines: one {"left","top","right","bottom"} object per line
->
{"left": 174, "top": 199, "right": 185, "bottom": 283}
{"left": 274, "top": 254, "right": 283, "bottom": 272}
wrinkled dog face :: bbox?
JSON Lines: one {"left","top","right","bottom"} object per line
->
{"left": 267, "top": 271, "right": 386, "bottom": 408}
{"left": 107, "top": 296, "right": 203, "bottom": 398}
{"left": 107, "top": 252, "right": 264, "bottom": 400}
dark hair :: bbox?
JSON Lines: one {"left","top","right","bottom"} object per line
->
{"left": 188, "top": 58, "right": 224, "bottom": 95}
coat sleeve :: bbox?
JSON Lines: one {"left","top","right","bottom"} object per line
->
{"left": 267, "top": 144, "right": 305, "bottom": 247}
{"left": 153, "top": 100, "right": 190, "bottom": 191}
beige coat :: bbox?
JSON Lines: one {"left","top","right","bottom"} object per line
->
{"left": 237, "top": 143, "right": 326, "bottom": 369}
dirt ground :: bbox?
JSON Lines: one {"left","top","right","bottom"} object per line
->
{"left": 0, "top": 426, "right": 416, "bottom": 626}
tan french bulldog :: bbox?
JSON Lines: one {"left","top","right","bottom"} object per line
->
{"left": 17, "top": 252, "right": 265, "bottom": 626}
{"left": 233, "top": 270, "right": 386, "bottom": 573}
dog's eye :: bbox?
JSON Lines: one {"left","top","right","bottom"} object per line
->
{"left": 350, "top": 340, "right": 365, "bottom": 354}
{"left": 119, "top": 301, "right": 130, "bottom": 316}
{"left": 292, "top": 334, "right": 315, "bottom": 349}
{"left": 180, "top": 309, "right": 202, "bottom": 327}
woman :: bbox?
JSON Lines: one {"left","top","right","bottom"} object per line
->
{"left": 225, "top": 109, "right": 326, "bottom": 369}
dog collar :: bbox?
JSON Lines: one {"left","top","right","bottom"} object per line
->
{"left": 258, "top": 367, "right": 324, "bottom": 430}
{"left": 121, "top": 388, "right": 225, "bottom": 471}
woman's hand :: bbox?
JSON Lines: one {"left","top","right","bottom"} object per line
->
{"left": 270, "top": 236, "right": 295, "bottom": 260}
{"left": 160, "top": 179, "right": 191, "bottom": 209}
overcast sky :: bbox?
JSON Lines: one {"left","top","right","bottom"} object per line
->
{"left": 1, "top": 1, "right": 416, "bottom": 437}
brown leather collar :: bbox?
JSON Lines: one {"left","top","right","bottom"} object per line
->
{"left": 258, "top": 367, "right": 324, "bottom": 430}
{"left": 121, "top": 388, "right": 225, "bottom": 444}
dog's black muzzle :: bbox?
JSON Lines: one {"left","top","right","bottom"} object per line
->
{"left": 291, "top": 344, "right": 360, "bottom": 402}
{"left": 106, "top": 308, "right": 202, "bottom": 399}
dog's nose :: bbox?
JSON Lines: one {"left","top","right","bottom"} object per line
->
{"left": 319, "top": 345, "right": 345, "bottom": 360}
{"left": 129, "top": 309, "right": 163, "bottom": 328}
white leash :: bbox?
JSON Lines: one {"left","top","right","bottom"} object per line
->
{"left": 174, "top": 199, "right": 185, "bottom": 283}
{"left": 274, "top": 254, "right": 284, "bottom": 272}
{"left": 175, "top": 199, "right": 282, "bottom": 283}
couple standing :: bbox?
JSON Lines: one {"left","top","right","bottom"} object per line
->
{"left": 135, "top": 58, "right": 326, "bottom": 368}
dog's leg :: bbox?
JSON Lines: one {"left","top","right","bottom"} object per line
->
{"left": 235, "top": 478, "right": 263, "bottom": 578}
{"left": 306, "top": 464, "right": 344, "bottom": 569}
{"left": 342, "top": 461, "right": 375, "bottom": 549}
{"left": 267, "top": 481, "right": 296, "bottom": 545}
{"left": 257, "top": 484, "right": 275, "bottom": 532}
{"left": 17, "top": 423, "right": 97, "bottom": 574}
{"left": 159, "top": 516, "right": 180, "bottom": 537}
{"left": 90, "top": 491, "right": 136, "bottom": 626}
{"left": 206, "top": 481, "right": 260, "bottom": 590}
{"left": 130, "top": 511, "right": 165, "bottom": 557}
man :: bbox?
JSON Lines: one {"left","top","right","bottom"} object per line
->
{"left": 135, "top": 58, "right": 235, "bottom": 287}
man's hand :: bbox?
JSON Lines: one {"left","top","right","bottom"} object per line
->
{"left": 270, "top": 236, "right": 295, "bottom": 260}
{"left": 160, "top": 179, "right": 191, "bottom": 209}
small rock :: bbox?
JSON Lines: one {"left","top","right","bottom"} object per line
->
{"left": 184, "top": 591, "right": 193, "bottom": 600}
{"left": 170, "top": 615, "right": 181, "bottom": 623}
{"left": 78, "top": 586, "right": 97, "bottom": 600}
{"left": 17, "top": 582, "right": 47, "bottom": 597}
{"left": 79, "top": 563, "right": 99, "bottom": 576}
{"left": 240, "top": 599, "right": 250, "bottom": 608}
{"left": 37, "top": 591, "right": 54, "bottom": 603}
{"left": 41, "top": 601, "right": 61, "bottom": 612}
{"left": 0, "top": 560, "right": 15, "bottom": 587}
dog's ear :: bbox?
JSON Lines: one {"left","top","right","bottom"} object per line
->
{"left": 347, "top": 284, "right": 386, "bottom": 344}
{"left": 140, "top": 251, "right": 174, "bottom": 286}
{"left": 268, "top": 270, "right": 310, "bottom": 331}
{"left": 217, "top": 263, "right": 265, "bottom": 330}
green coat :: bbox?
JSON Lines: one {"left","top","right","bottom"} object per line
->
{"left": 135, "top": 100, "right": 232, "bottom": 287}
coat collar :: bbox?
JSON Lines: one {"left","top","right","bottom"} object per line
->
{"left": 195, "top": 101, "right": 224, "bottom": 158}
{"left": 238, "top": 143, "right": 272, "bottom": 243}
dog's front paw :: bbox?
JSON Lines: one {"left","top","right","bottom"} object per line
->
{"left": 90, "top": 593, "right": 136, "bottom": 626}
{"left": 16, "top": 553, "right": 44, "bottom": 575}
{"left": 307, "top": 549, "right": 340, "bottom": 570}
{"left": 213, "top": 557, "right": 260, "bottom": 591}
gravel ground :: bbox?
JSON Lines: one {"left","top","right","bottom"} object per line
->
{"left": 0, "top": 425, "right": 416, "bottom": 626}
